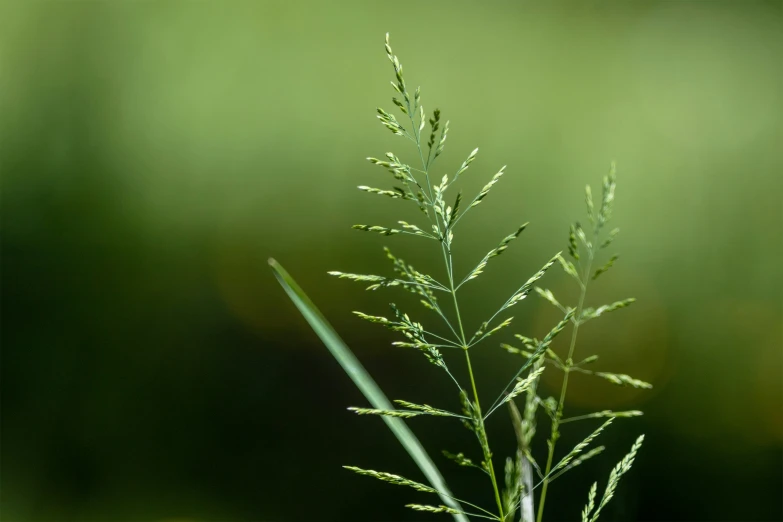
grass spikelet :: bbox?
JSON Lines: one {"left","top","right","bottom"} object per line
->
{"left": 344, "top": 466, "right": 437, "bottom": 493}
{"left": 442, "top": 451, "right": 477, "bottom": 468}
{"left": 534, "top": 287, "right": 567, "bottom": 313}
{"left": 587, "top": 435, "right": 645, "bottom": 522}
{"left": 422, "top": 346, "right": 448, "bottom": 369}
{"left": 447, "top": 191, "right": 463, "bottom": 228}
{"left": 366, "top": 155, "right": 411, "bottom": 183}
{"left": 427, "top": 109, "right": 441, "bottom": 150}
{"left": 576, "top": 355, "right": 599, "bottom": 365}
{"left": 352, "top": 311, "right": 390, "bottom": 324}
{"left": 434, "top": 120, "right": 450, "bottom": 160}
{"left": 503, "top": 456, "right": 522, "bottom": 520}
{"left": 552, "top": 446, "right": 605, "bottom": 479}
{"left": 377, "top": 107, "right": 407, "bottom": 136}
{"left": 384, "top": 247, "right": 447, "bottom": 293}
{"left": 384, "top": 33, "right": 407, "bottom": 98}
{"left": 348, "top": 407, "right": 427, "bottom": 419}
{"left": 393, "top": 400, "right": 462, "bottom": 417}
{"left": 406, "top": 504, "right": 461, "bottom": 515}
{"left": 592, "top": 254, "right": 619, "bottom": 280}
{"left": 585, "top": 185, "right": 595, "bottom": 225}
{"left": 381, "top": 303, "right": 450, "bottom": 369}
{"left": 352, "top": 224, "right": 401, "bottom": 236}
{"left": 348, "top": 401, "right": 461, "bottom": 419}
{"left": 393, "top": 96, "right": 408, "bottom": 115}
{"left": 581, "top": 298, "right": 636, "bottom": 321}
{"left": 596, "top": 162, "right": 617, "bottom": 232}
{"left": 358, "top": 185, "right": 408, "bottom": 199}
{"left": 501, "top": 343, "right": 562, "bottom": 367}
{"left": 458, "top": 390, "right": 475, "bottom": 432}
{"left": 460, "top": 224, "right": 528, "bottom": 287}
{"left": 600, "top": 228, "right": 619, "bottom": 249}
{"left": 330, "top": 269, "right": 440, "bottom": 293}
{"left": 582, "top": 482, "right": 597, "bottom": 522}
{"left": 568, "top": 224, "right": 580, "bottom": 260}
{"left": 575, "top": 223, "right": 590, "bottom": 249}
{"left": 453, "top": 147, "right": 479, "bottom": 183}
{"left": 556, "top": 253, "right": 581, "bottom": 282}
{"left": 503, "top": 253, "right": 561, "bottom": 310}
{"left": 504, "top": 367, "right": 547, "bottom": 404}
{"left": 561, "top": 410, "right": 643, "bottom": 424}
{"left": 473, "top": 316, "right": 514, "bottom": 343}
{"left": 594, "top": 372, "right": 653, "bottom": 389}
{"left": 328, "top": 271, "right": 387, "bottom": 288}
{"left": 550, "top": 419, "right": 614, "bottom": 475}
{"left": 470, "top": 166, "right": 506, "bottom": 209}
{"left": 397, "top": 220, "right": 436, "bottom": 239}
{"left": 539, "top": 308, "right": 576, "bottom": 348}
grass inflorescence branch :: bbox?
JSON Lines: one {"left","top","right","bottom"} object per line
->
{"left": 319, "top": 33, "right": 649, "bottom": 522}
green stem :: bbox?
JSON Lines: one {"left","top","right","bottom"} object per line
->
{"left": 536, "top": 251, "right": 593, "bottom": 522}
{"left": 465, "top": 349, "right": 505, "bottom": 520}
{"left": 439, "top": 186, "right": 503, "bottom": 520}
{"left": 406, "top": 97, "right": 505, "bottom": 520}
{"left": 448, "top": 247, "right": 504, "bottom": 519}
{"left": 450, "top": 273, "right": 466, "bottom": 343}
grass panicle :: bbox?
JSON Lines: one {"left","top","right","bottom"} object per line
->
{"left": 527, "top": 163, "right": 648, "bottom": 522}
{"left": 273, "top": 33, "right": 648, "bottom": 522}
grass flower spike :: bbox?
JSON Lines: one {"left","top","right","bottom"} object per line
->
{"left": 275, "top": 33, "right": 649, "bottom": 522}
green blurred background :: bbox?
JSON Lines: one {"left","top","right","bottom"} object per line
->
{"left": 1, "top": 1, "right": 781, "bottom": 521}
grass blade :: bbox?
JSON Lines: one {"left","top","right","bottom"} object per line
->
{"left": 269, "top": 258, "right": 469, "bottom": 522}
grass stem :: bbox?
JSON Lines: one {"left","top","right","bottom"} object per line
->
{"left": 536, "top": 249, "right": 594, "bottom": 522}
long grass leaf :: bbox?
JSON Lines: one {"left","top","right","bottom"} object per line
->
{"left": 269, "top": 258, "right": 468, "bottom": 522}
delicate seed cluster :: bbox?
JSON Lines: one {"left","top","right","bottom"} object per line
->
{"left": 348, "top": 400, "right": 461, "bottom": 419}
{"left": 471, "top": 166, "right": 506, "bottom": 209}
{"left": 553, "top": 446, "right": 606, "bottom": 479}
{"left": 325, "top": 33, "right": 647, "bottom": 522}
{"left": 407, "top": 504, "right": 462, "bottom": 515}
{"left": 503, "top": 455, "right": 523, "bottom": 520}
{"left": 511, "top": 161, "right": 648, "bottom": 522}
{"left": 581, "top": 298, "right": 636, "bottom": 321}
{"left": 442, "top": 451, "right": 477, "bottom": 469}
{"left": 504, "top": 367, "right": 547, "bottom": 405}
{"left": 581, "top": 482, "right": 597, "bottom": 522}
{"left": 461, "top": 223, "right": 529, "bottom": 287}
{"left": 594, "top": 372, "right": 653, "bottom": 389}
{"left": 534, "top": 287, "right": 567, "bottom": 314}
{"left": 551, "top": 419, "right": 614, "bottom": 474}
{"left": 343, "top": 466, "right": 436, "bottom": 493}
{"left": 592, "top": 254, "right": 619, "bottom": 280}
{"left": 561, "top": 410, "right": 644, "bottom": 424}
{"left": 501, "top": 254, "right": 561, "bottom": 312}
{"left": 584, "top": 435, "right": 645, "bottom": 522}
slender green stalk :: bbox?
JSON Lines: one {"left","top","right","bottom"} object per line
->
{"left": 417, "top": 93, "right": 505, "bottom": 520}
{"left": 464, "top": 348, "right": 505, "bottom": 520}
{"left": 269, "top": 259, "right": 469, "bottom": 520}
{"left": 536, "top": 249, "right": 594, "bottom": 522}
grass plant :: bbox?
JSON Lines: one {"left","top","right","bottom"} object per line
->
{"left": 271, "top": 33, "right": 650, "bottom": 522}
